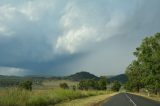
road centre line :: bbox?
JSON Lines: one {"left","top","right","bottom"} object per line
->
{"left": 125, "top": 93, "right": 137, "bottom": 106}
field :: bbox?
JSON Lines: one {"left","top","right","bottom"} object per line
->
{"left": 33, "top": 79, "right": 78, "bottom": 90}
{"left": 0, "top": 80, "right": 112, "bottom": 106}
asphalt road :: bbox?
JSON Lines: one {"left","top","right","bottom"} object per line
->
{"left": 102, "top": 93, "right": 160, "bottom": 106}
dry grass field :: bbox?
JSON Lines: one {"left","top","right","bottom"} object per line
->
{"left": 0, "top": 80, "right": 112, "bottom": 106}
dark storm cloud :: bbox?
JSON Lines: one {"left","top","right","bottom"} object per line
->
{"left": 0, "top": 0, "right": 160, "bottom": 76}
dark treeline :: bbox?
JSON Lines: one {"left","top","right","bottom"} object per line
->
{"left": 78, "top": 76, "right": 121, "bottom": 91}
{"left": 58, "top": 76, "right": 121, "bottom": 91}
{"left": 0, "top": 76, "right": 43, "bottom": 87}
{"left": 125, "top": 33, "right": 160, "bottom": 95}
{"left": 0, "top": 79, "right": 19, "bottom": 87}
{"left": 78, "top": 76, "right": 108, "bottom": 90}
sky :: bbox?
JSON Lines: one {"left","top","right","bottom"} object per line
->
{"left": 0, "top": 0, "right": 160, "bottom": 76}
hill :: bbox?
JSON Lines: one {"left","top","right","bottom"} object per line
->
{"left": 0, "top": 72, "right": 128, "bottom": 87}
{"left": 108, "top": 74, "right": 128, "bottom": 83}
{"left": 66, "top": 71, "right": 99, "bottom": 81}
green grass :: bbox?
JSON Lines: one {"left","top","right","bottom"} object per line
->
{"left": 0, "top": 88, "right": 31, "bottom": 106}
{"left": 0, "top": 88, "right": 108, "bottom": 106}
{"left": 56, "top": 92, "right": 116, "bottom": 106}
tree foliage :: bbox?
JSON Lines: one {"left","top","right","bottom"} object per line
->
{"left": 98, "top": 76, "right": 108, "bottom": 90}
{"left": 19, "top": 80, "right": 32, "bottom": 91}
{"left": 78, "top": 77, "right": 108, "bottom": 90}
{"left": 126, "top": 33, "right": 160, "bottom": 94}
{"left": 59, "top": 83, "right": 69, "bottom": 89}
{"left": 111, "top": 81, "right": 121, "bottom": 91}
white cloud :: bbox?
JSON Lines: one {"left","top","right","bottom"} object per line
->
{"left": 0, "top": 0, "right": 54, "bottom": 22}
{"left": 0, "top": 4, "right": 17, "bottom": 36}
{"left": 20, "top": 0, "right": 55, "bottom": 21}
{"left": 0, "top": 66, "right": 27, "bottom": 76}
{"left": 56, "top": 26, "right": 98, "bottom": 54}
{"left": 0, "top": 26, "right": 14, "bottom": 36}
{"left": 55, "top": 2, "right": 100, "bottom": 54}
{"left": 0, "top": 4, "right": 16, "bottom": 20}
{"left": 55, "top": 1, "right": 126, "bottom": 54}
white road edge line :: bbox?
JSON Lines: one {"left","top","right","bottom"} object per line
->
{"left": 125, "top": 93, "right": 137, "bottom": 106}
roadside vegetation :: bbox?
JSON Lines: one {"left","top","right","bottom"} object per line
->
{"left": 56, "top": 92, "right": 117, "bottom": 106}
{"left": 125, "top": 33, "right": 160, "bottom": 97}
{"left": 130, "top": 92, "right": 160, "bottom": 102}
{"left": 78, "top": 76, "right": 108, "bottom": 90}
{"left": 0, "top": 87, "right": 109, "bottom": 106}
{"left": 0, "top": 77, "right": 119, "bottom": 106}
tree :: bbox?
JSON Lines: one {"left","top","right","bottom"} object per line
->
{"left": 111, "top": 81, "right": 121, "bottom": 91}
{"left": 98, "top": 76, "right": 108, "bottom": 90}
{"left": 78, "top": 79, "right": 100, "bottom": 90}
{"left": 78, "top": 77, "right": 108, "bottom": 90}
{"left": 59, "top": 83, "right": 69, "bottom": 89}
{"left": 19, "top": 80, "right": 32, "bottom": 91}
{"left": 125, "top": 60, "right": 143, "bottom": 92}
{"left": 78, "top": 80, "right": 88, "bottom": 90}
{"left": 78, "top": 80, "right": 96, "bottom": 90}
{"left": 72, "top": 85, "right": 76, "bottom": 91}
{"left": 126, "top": 33, "right": 160, "bottom": 95}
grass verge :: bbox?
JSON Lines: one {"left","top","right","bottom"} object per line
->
{"left": 0, "top": 88, "right": 109, "bottom": 106}
{"left": 129, "top": 92, "right": 160, "bottom": 102}
{"left": 55, "top": 92, "right": 117, "bottom": 106}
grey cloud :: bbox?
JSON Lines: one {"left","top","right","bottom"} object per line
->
{"left": 0, "top": 0, "right": 160, "bottom": 76}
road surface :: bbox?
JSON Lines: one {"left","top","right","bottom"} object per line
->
{"left": 102, "top": 93, "right": 160, "bottom": 106}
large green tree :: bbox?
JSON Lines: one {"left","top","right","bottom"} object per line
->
{"left": 126, "top": 33, "right": 160, "bottom": 94}
{"left": 126, "top": 60, "right": 143, "bottom": 92}
{"left": 98, "top": 76, "right": 108, "bottom": 90}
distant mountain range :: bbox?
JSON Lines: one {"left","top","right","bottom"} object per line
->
{"left": 0, "top": 71, "right": 128, "bottom": 87}
{"left": 108, "top": 74, "right": 128, "bottom": 83}
{"left": 65, "top": 72, "right": 128, "bottom": 83}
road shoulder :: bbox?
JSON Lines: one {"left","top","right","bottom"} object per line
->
{"left": 55, "top": 93, "right": 117, "bottom": 106}
{"left": 128, "top": 92, "right": 160, "bottom": 102}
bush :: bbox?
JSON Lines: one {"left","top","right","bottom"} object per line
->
{"left": 59, "top": 83, "right": 69, "bottom": 89}
{"left": 72, "top": 85, "right": 76, "bottom": 91}
{"left": 98, "top": 76, "right": 108, "bottom": 90}
{"left": 19, "top": 80, "right": 32, "bottom": 91}
{"left": 111, "top": 81, "right": 121, "bottom": 91}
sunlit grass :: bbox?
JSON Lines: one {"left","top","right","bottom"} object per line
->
{"left": 56, "top": 91, "right": 116, "bottom": 106}
{"left": 0, "top": 87, "right": 109, "bottom": 106}
{"left": 0, "top": 88, "right": 31, "bottom": 106}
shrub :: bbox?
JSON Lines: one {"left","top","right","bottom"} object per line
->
{"left": 111, "top": 81, "right": 121, "bottom": 91}
{"left": 72, "top": 85, "right": 76, "bottom": 91}
{"left": 59, "top": 83, "right": 69, "bottom": 89}
{"left": 98, "top": 76, "right": 107, "bottom": 90}
{"left": 19, "top": 80, "right": 32, "bottom": 91}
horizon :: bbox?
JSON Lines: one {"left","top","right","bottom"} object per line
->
{"left": 0, "top": 71, "right": 122, "bottom": 77}
{"left": 0, "top": 0, "right": 160, "bottom": 76}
